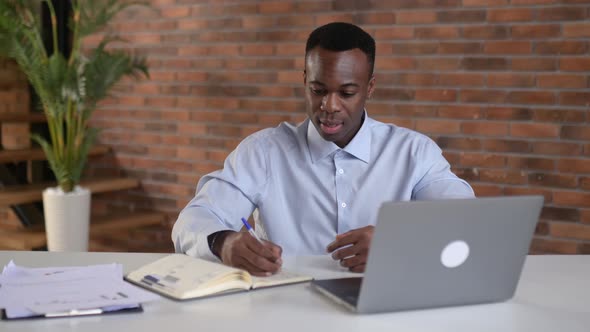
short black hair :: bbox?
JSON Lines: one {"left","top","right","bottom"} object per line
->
{"left": 305, "top": 22, "right": 376, "bottom": 78}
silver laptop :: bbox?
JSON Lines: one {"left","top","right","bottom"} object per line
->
{"left": 311, "top": 195, "right": 544, "bottom": 314}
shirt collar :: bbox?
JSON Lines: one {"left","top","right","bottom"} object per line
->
{"left": 307, "top": 111, "right": 372, "bottom": 164}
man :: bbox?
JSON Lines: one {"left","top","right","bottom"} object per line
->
{"left": 172, "top": 22, "right": 474, "bottom": 276}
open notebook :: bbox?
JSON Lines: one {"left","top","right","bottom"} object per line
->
{"left": 125, "top": 254, "right": 312, "bottom": 300}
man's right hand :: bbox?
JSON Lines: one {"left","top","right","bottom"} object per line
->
{"left": 214, "top": 231, "right": 283, "bottom": 276}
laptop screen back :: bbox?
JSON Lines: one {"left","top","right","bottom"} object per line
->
{"left": 356, "top": 196, "right": 543, "bottom": 314}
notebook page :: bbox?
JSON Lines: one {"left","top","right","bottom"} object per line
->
{"left": 126, "top": 254, "right": 248, "bottom": 299}
{"left": 251, "top": 269, "right": 312, "bottom": 289}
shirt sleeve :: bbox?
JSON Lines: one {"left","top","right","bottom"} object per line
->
{"left": 171, "top": 134, "right": 269, "bottom": 260}
{"left": 412, "top": 139, "right": 475, "bottom": 200}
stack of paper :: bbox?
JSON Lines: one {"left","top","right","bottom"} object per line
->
{"left": 0, "top": 261, "right": 160, "bottom": 319}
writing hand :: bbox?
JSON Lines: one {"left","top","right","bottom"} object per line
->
{"left": 218, "top": 231, "right": 283, "bottom": 277}
{"left": 326, "top": 225, "right": 374, "bottom": 273}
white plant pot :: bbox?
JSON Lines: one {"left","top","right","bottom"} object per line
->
{"left": 42, "top": 186, "right": 91, "bottom": 252}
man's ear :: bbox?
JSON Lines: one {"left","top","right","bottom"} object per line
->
{"left": 367, "top": 75, "right": 376, "bottom": 99}
{"left": 303, "top": 70, "right": 307, "bottom": 85}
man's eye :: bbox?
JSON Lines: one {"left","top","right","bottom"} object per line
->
{"left": 311, "top": 88, "right": 325, "bottom": 96}
{"left": 341, "top": 92, "right": 356, "bottom": 98}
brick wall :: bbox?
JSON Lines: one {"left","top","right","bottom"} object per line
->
{"left": 0, "top": 57, "right": 31, "bottom": 228}
{"left": 87, "top": 0, "right": 590, "bottom": 254}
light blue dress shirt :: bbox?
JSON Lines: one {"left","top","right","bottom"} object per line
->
{"left": 172, "top": 113, "right": 474, "bottom": 260}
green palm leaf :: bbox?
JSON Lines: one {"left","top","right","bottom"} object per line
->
{"left": 0, "top": 0, "right": 150, "bottom": 192}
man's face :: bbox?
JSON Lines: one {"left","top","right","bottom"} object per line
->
{"left": 304, "top": 47, "right": 375, "bottom": 148}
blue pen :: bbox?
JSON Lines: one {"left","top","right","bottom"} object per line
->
{"left": 241, "top": 217, "right": 264, "bottom": 244}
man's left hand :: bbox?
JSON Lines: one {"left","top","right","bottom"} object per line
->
{"left": 326, "top": 225, "right": 374, "bottom": 273}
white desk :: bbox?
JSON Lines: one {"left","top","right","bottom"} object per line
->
{"left": 0, "top": 251, "right": 589, "bottom": 332}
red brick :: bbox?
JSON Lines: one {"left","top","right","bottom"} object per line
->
{"left": 176, "top": 72, "right": 207, "bottom": 83}
{"left": 460, "top": 152, "right": 506, "bottom": 167}
{"left": 439, "top": 73, "right": 484, "bottom": 86}
{"left": 483, "top": 139, "right": 531, "bottom": 153}
{"left": 533, "top": 142, "right": 582, "bottom": 155}
{"left": 471, "top": 184, "right": 504, "bottom": 197}
{"left": 560, "top": 58, "right": 590, "bottom": 71}
{"left": 511, "top": 0, "right": 559, "bottom": 4}
{"left": 276, "top": 15, "right": 315, "bottom": 27}
{"left": 487, "top": 73, "right": 535, "bottom": 87}
{"left": 241, "top": 16, "right": 275, "bottom": 29}
{"left": 417, "top": 58, "right": 460, "bottom": 71}
{"left": 512, "top": 25, "right": 561, "bottom": 38}
{"left": 161, "top": 7, "right": 190, "bottom": 18}
{"left": 559, "top": 92, "right": 590, "bottom": 106}
{"left": 561, "top": 125, "right": 590, "bottom": 140}
{"left": 504, "top": 187, "right": 553, "bottom": 203}
{"left": 563, "top": 23, "right": 590, "bottom": 37}
{"left": 391, "top": 42, "right": 438, "bottom": 55}
{"left": 415, "top": 27, "right": 459, "bottom": 39}
{"left": 241, "top": 44, "right": 275, "bottom": 56}
{"left": 372, "top": 88, "right": 414, "bottom": 101}
{"left": 391, "top": 73, "right": 438, "bottom": 86}
{"left": 439, "top": 42, "right": 482, "bottom": 54}
{"left": 529, "top": 173, "right": 577, "bottom": 188}
{"left": 395, "top": 11, "right": 437, "bottom": 24}
{"left": 452, "top": 168, "right": 480, "bottom": 182}
{"left": 415, "top": 89, "right": 457, "bottom": 102}
{"left": 479, "top": 169, "right": 528, "bottom": 185}
{"left": 355, "top": 12, "right": 396, "bottom": 25}
{"left": 534, "top": 109, "right": 585, "bottom": 123}
{"left": 416, "top": 119, "right": 461, "bottom": 134}
{"left": 484, "top": 41, "right": 531, "bottom": 54}
{"left": 535, "top": 41, "right": 587, "bottom": 54}
{"left": 558, "top": 159, "right": 590, "bottom": 173}
{"left": 436, "top": 137, "right": 482, "bottom": 150}
{"left": 530, "top": 238, "right": 579, "bottom": 254}
{"left": 375, "top": 57, "right": 416, "bottom": 70}
{"left": 583, "top": 210, "right": 590, "bottom": 224}
{"left": 507, "top": 157, "right": 555, "bottom": 171}
{"left": 461, "top": 57, "right": 508, "bottom": 71}
{"left": 460, "top": 90, "right": 507, "bottom": 103}
{"left": 437, "top": 10, "right": 486, "bottom": 23}
{"left": 461, "top": 122, "right": 509, "bottom": 136}
{"left": 444, "top": 151, "right": 460, "bottom": 164}
{"left": 487, "top": 8, "right": 533, "bottom": 22}
{"left": 580, "top": 177, "right": 590, "bottom": 191}
{"left": 438, "top": 105, "right": 483, "bottom": 119}
{"left": 463, "top": 0, "right": 508, "bottom": 6}
{"left": 462, "top": 26, "right": 509, "bottom": 39}
{"left": 277, "top": 71, "right": 303, "bottom": 84}
{"left": 485, "top": 107, "right": 533, "bottom": 120}
{"left": 538, "top": 7, "right": 586, "bottom": 21}
{"left": 535, "top": 222, "right": 549, "bottom": 236}
{"left": 315, "top": 13, "right": 355, "bottom": 26}
{"left": 507, "top": 91, "right": 556, "bottom": 105}
{"left": 551, "top": 223, "right": 590, "bottom": 240}
{"left": 374, "top": 27, "right": 415, "bottom": 40}
{"left": 511, "top": 58, "right": 556, "bottom": 71}
{"left": 537, "top": 74, "right": 587, "bottom": 88}
{"left": 391, "top": 104, "right": 436, "bottom": 118}
{"left": 541, "top": 206, "right": 580, "bottom": 222}
{"left": 258, "top": 1, "right": 293, "bottom": 14}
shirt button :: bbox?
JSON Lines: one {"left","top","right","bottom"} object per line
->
{"left": 341, "top": 202, "right": 347, "bottom": 208}
{"left": 338, "top": 169, "right": 344, "bottom": 174}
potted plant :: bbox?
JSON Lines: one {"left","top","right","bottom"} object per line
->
{"left": 0, "top": 0, "right": 149, "bottom": 251}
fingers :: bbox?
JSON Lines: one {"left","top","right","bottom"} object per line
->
{"left": 222, "top": 232, "right": 283, "bottom": 276}
{"left": 242, "top": 241, "right": 282, "bottom": 274}
{"left": 326, "top": 232, "right": 356, "bottom": 253}
{"left": 326, "top": 225, "right": 374, "bottom": 253}
{"left": 326, "top": 226, "right": 374, "bottom": 273}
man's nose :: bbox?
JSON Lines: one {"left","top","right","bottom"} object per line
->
{"left": 321, "top": 93, "right": 341, "bottom": 113}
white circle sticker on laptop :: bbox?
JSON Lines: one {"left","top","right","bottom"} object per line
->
{"left": 441, "top": 240, "right": 470, "bottom": 268}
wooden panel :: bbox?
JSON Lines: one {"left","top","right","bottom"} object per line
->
{"left": 0, "top": 177, "right": 139, "bottom": 206}
{"left": 0, "top": 211, "right": 165, "bottom": 250}
{"left": 0, "top": 145, "right": 110, "bottom": 163}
